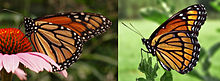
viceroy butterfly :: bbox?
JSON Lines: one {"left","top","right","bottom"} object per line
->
{"left": 24, "top": 12, "right": 112, "bottom": 71}
{"left": 123, "top": 4, "right": 207, "bottom": 74}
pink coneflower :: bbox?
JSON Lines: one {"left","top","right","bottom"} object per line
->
{"left": 0, "top": 28, "right": 60, "bottom": 80}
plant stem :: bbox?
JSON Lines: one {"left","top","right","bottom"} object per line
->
{"left": 1, "top": 68, "right": 13, "bottom": 81}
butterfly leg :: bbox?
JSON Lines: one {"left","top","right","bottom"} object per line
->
{"left": 18, "top": 22, "right": 23, "bottom": 30}
{"left": 141, "top": 48, "right": 150, "bottom": 59}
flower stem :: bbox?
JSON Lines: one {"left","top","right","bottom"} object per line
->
{"left": 1, "top": 68, "right": 13, "bottom": 81}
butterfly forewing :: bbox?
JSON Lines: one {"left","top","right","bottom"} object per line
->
{"left": 34, "top": 12, "right": 112, "bottom": 42}
{"left": 149, "top": 4, "right": 207, "bottom": 42}
{"left": 153, "top": 31, "right": 200, "bottom": 74}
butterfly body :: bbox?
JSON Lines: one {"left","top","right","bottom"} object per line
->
{"left": 142, "top": 38, "right": 156, "bottom": 56}
{"left": 24, "top": 12, "right": 112, "bottom": 71}
{"left": 142, "top": 4, "right": 207, "bottom": 74}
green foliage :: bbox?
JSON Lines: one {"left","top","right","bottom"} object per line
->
{"left": 140, "top": 7, "right": 169, "bottom": 24}
{"left": 188, "top": 43, "right": 220, "bottom": 81}
{"left": 140, "top": 0, "right": 172, "bottom": 24}
{"left": 137, "top": 56, "right": 159, "bottom": 81}
{"left": 0, "top": 0, "right": 117, "bottom": 81}
{"left": 210, "top": 0, "right": 220, "bottom": 12}
{"left": 216, "top": 28, "right": 220, "bottom": 33}
{"left": 136, "top": 52, "right": 173, "bottom": 81}
{"left": 160, "top": 71, "right": 173, "bottom": 81}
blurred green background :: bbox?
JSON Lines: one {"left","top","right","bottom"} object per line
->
{"left": 0, "top": 0, "right": 117, "bottom": 81}
{"left": 119, "top": 0, "right": 220, "bottom": 81}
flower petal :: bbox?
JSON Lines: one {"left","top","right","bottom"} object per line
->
{"left": 14, "top": 68, "right": 27, "bottom": 80}
{"left": 0, "top": 53, "right": 4, "bottom": 71}
{"left": 26, "top": 54, "right": 52, "bottom": 72}
{"left": 3, "top": 54, "right": 19, "bottom": 73}
{"left": 17, "top": 52, "right": 58, "bottom": 72}
{"left": 59, "top": 70, "right": 68, "bottom": 78}
{"left": 28, "top": 52, "right": 60, "bottom": 69}
{"left": 17, "top": 53, "right": 42, "bottom": 73}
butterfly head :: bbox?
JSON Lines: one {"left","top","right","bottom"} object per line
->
{"left": 142, "top": 38, "right": 155, "bottom": 55}
{"left": 24, "top": 17, "right": 36, "bottom": 36}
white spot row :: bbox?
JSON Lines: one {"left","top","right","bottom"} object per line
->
{"left": 179, "top": 13, "right": 183, "bottom": 16}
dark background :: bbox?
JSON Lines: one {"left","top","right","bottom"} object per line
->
{"left": 0, "top": 0, "right": 118, "bottom": 81}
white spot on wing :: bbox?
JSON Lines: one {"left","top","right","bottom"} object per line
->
{"left": 61, "top": 26, "right": 64, "bottom": 29}
{"left": 102, "top": 17, "right": 106, "bottom": 21}
{"left": 182, "top": 17, "right": 186, "bottom": 19}
{"left": 71, "top": 13, "right": 77, "bottom": 15}
{"left": 194, "top": 21, "right": 197, "bottom": 25}
{"left": 81, "top": 13, "right": 85, "bottom": 15}
{"left": 198, "top": 16, "right": 200, "bottom": 20}
{"left": 74, "top": 16, "right": 79, "bottom": 18}
{"left": 187, "top": 7, "right": 191, "bottom": 10}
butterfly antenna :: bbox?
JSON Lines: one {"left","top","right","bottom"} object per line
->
{"left": 129, "top": 23, "right": 144, "bottom": 38}
{"left": 121, "top": 22, "right": 144, "bottom": 38}
{"left": 1, "top": 9, "right": 24, "bottom": 29}
{"left": 18, "top": 23, "right": 23, "bottom": 30}
{"left": 1, "top": 9, "right": 22, "bottom": 16}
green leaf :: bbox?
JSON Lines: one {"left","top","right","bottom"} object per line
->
{"left": 137, "top": 55, "right": 159, "bottom": 81}
{"left": 138, "top": 58, "right": 147, "bottom": 73}
{"left": 152, "top": 63, "right": 159, "bottom": 78}
{"left": 210, "top": 0, "right": 220, "bottom": 12}
{"left": 201, "top": 42, "right": 220, "bottom": 71}
{"left": 216, "top": 28, "right": 220, "bottom": 33}
{"left": 208, "top": 42, "right": 220, "bottom": 57}
{"left": 140, "top": 7, "right": 169, "bottom": 24}
{"left": 199, "top": 47, "right": 206, "bottom": 59}
{"left": 146, "top": 57, "right": 153, "bottom": 74}
{"left": 160, "top": 71, "right": 173, "bottom": 81}
{"left": 136, "top": 78, "right": 147, "bottom": 81}
{"left": 202, "top": 56, "right": 211, "bottom": 73}
{"left": 200, "top": 42, "right": 220, "bottom": 72}
{"left": 188, "top": 70, "right": 203, "bottom": 80}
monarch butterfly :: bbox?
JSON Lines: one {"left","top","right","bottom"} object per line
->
{"left": 123, "top": 4, "right": 207, "bottom": 74}
{"left": 24, "top": 12, "right": 112, "bottom": 71}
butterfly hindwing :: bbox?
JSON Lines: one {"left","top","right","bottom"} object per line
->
{"left": 149, "top": 4, "right": 207, "bottom": 42}
{"left": 30, "top": 23, "right": 83, "bottom": 71}
{"left": 153, "top": 31, "right": 200, "bottom": 74}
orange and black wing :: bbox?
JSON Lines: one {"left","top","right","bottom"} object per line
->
{"left": 143, "top": 4, "right": 206, "bottom": 74}
{"left": 152, "top": 31, "right": 200, "bottom": 74}
{"left": 24, "top": 12, "right": 112, "bottom": 71}
{"left": 29, "top": 23, "right": 83, "bottom": 71}
{"left": 34, "top": 12, "right": 112, "bottom": 42}
{"left": 149, "top": 4, "right": 207, "bottom": 42}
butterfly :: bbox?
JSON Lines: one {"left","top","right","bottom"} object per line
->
{"left": 23, "top": 12, "right": 112, "bottom": 71}
{"left": 123, "top": 4, "right": 207, "bottom": 74}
